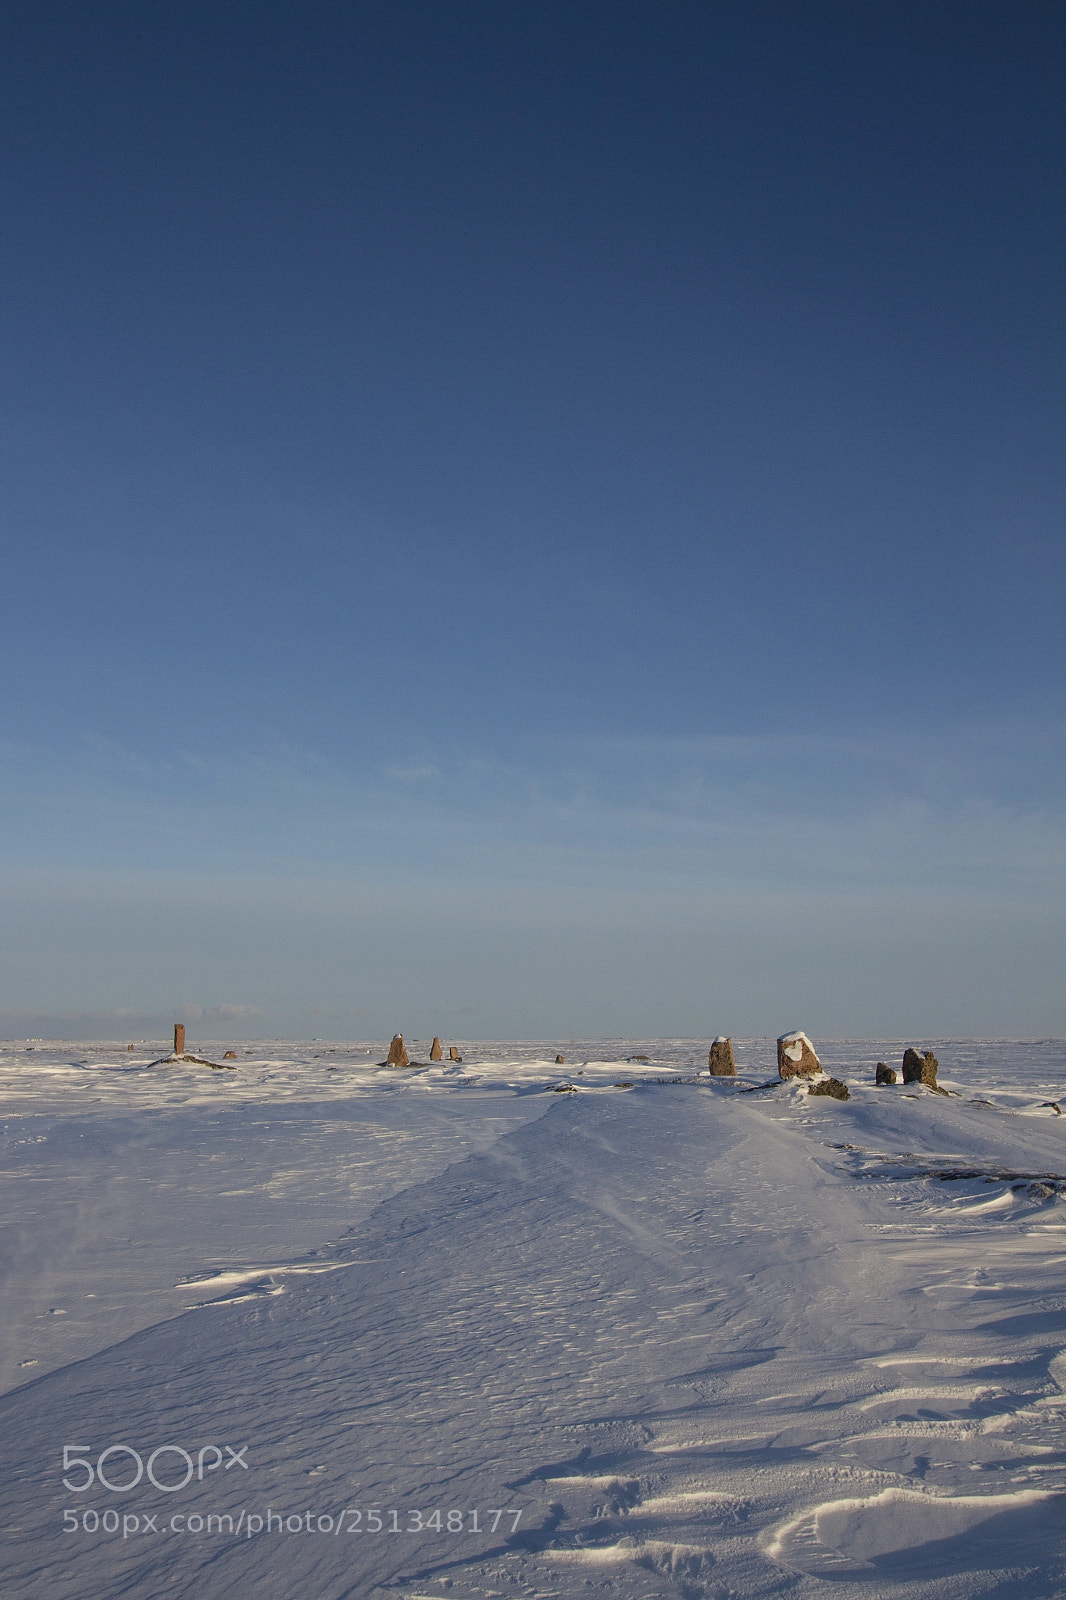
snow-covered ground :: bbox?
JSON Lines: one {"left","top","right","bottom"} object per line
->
{"left": 1, "top": 1037, "right": 1064, "bottom": 1599}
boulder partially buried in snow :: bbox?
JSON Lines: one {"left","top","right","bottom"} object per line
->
{"left": 777, "top": 1031, "right": 821, "bottom": 1079}
{"left": 875, "top": 1061, "right": 897, "bottom": 1086}
{"left": 807, "top": 1076, "right": 850, "bottom": 1100}
{"left": 708, "top": 1037, "right": 737, "bottom": 1076}
{"left": 386, "top": 1034, "right": 410, "bottom": 1068}
{"left": 902, "top": 1047, "right": 938, "bottom": 1087}
{"left": 149, "top": 1051, "right": 235, "bottom": 1071}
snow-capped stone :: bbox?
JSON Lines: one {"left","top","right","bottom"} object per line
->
{"left": 902, "top": 1047, "right": 938, "bottom": 1086}
{"left": 777, "top": 1031, "right": 821, "bottom": 1078}
{"left": 386, "top": 1034, "right": 410, "bottom": 1068}
{"left": 708, "top": 1037, "right": 736, "bottom": 1076}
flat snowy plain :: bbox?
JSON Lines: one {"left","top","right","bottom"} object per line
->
{"left": 1, "top": 1038, "right": 1064, "bottom": 1600}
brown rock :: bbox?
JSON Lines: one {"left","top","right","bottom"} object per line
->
{"left": 902, "top": 1047, "right": 938, "bottom": 1087}
{"left": 174, "top": 1023, "right": 185, "bottom": 1056}
{"left": 708, "top": 1037, "right": 737, "bottom": 1076}
{"left": 555, "top": 1054, "right": 565, "bottom": 1064}
{"left": 777, "top": 1031, "right": 821, "bottom": 1078}
{"left": 223, "top": 1050, "right": 237, "bottom": 1060}
{"left": 808, "top": 1076, "right": 850, "bottom": 1100}
{"left": 875, "top": 1061, "right": 897, "bottom": 1085}
{"left": 429, "top": 1037, "right": 443, "bottom": 1060}
{"left": 386, "top": 1034, "right": 410, "bottom": 1067}
{"left": 448, "top": 1046, "right": 462, "bottom": 1062}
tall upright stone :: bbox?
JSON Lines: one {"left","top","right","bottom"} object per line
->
{"left": 902, "top": 1047, "right": 938, "bottom": 1087}
{"left": 429, "top": 1037, "right": 443, "bottom": 1061}
{"left": 777, "top": 1031, "right": 821, "bottom": 1079}
{"left": 708, "top": 1037, "right": 737, "bottom": 1076}
{"left": 386, "top": 1034, "right": 410, "bottom": 1067}
{"left": 174, "top": 1023, "right": 185, "bottom": 1056}
{"left": 448, "top": 1046, "right": 461, "bottom": 1062}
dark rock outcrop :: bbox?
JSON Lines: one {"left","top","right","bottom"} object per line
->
{"left": 875, "top": 1062, "right": 897, "bottom": 1085}
{"left": 150, "top": 1052, "right": 235, "bottom": 1071}
{"left": 777, "top": 1031, "right": 821, "bottom": 1078}
{"left": 708, "top": 1037, "right": 737, "bottom": 1076}
{"left": 808, "top": 1076, "right": 850, "bottom": 1100}
{"left": 902, "top": 1047, "right": 938, "bottom": 1087}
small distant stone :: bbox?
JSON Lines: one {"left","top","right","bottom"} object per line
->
{"left": 448, "top": 1046, "right": 462, "bottom": 1062}
{"left": 555, "top": 1054, "right": 565, "bottom": 1064}
{"left": 808, "top": 1076, "right": 850, "bottom": 1101}
{"left": 628, "top": 1054, "right": 649, "bottom": 1063}
{"left": 875, "top": 1062, "right": 897, "bottom": 1086}
{"left": 386, "top": 1034, "right": 410, "bottom": 1068}
{"left": 777, "top": 1031, "right": 821, "bottom": 1079}
{"left": 1041, "top": 1101, "right": 1061, "bottom": 1115}
{"left": 223, "top": 1050, "right": 237, "bottom": 1060}
{"left": 902, "top": 1047, "right": 938, "bottom": 1087}
{"left": 614, "top": 1081, "right": 634, "bottom": 1089}
{"left": 708, "top": 1037, "right": 736, "bottom": 1076}
{"left": 429, "top": 1037, "right": 443, "bottom": 1061}
{"left": 126, "top": 1044, "right": 135, "bottom": 1051}
{"left": 550, "top": 1083, "right": 577, "bottom": 1093}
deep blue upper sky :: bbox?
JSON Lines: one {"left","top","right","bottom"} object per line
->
{"left": 1, "top": 2, "right": 1063, "bottom": 1037}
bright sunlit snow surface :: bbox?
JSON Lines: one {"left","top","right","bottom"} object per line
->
{"left": 1, "top": 1038, "right": 1064, "bottom": 1599}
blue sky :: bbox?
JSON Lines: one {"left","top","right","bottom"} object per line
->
{"left": 1, "top": 1, "right": 1064, "bottom": 1039}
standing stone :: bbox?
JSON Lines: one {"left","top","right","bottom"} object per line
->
{"left": 875, "top": 1061, "right": 897, "bottom": 1086}
{"left": 902, "top": 1047, "right": 938, "bottom": 1087}
{"left": 777, "top": 1031, "right": 821, "bottom": 1079}
{"left": 555, "top": 1054, "right": 565, "bottom": 1064}
{"left": 174, "top": 1023, "right": 185, "bottom": 1057}
{"left": 386, "top": 1034, "right": 410, "bottom": 1067}
{"left": 429, "top": 1037, "right": 443, "bottom": 1061}
{"left": 448, "top": 1046, "right": 462, "bottom": 1062}
{"left": 708, "top": 1037, "right": 737, "bottom": 1076}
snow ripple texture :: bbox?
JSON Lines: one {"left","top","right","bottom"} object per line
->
{"left": 0, "top": 1038, "right": 1064, "bottom": 1598}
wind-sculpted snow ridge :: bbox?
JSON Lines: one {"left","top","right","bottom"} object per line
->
{"left": 0, "top": 1040, "right": 1063, "bottom": 1597}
